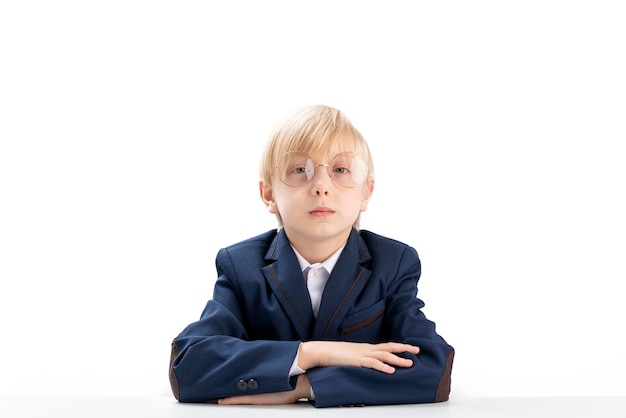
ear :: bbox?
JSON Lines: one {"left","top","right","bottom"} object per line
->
{"left": 360, "top": 178, "right": 375, "bottom": 212}
{"left": 260, "top": 179, "right": 279, "bottom": 214}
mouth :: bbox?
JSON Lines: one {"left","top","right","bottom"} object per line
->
{"left": 310, "top": 206, "right": 335, "bottom": 217}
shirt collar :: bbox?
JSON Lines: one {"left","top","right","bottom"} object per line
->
{"left": 291, "top": 243, "right": 345, "bottom": 275}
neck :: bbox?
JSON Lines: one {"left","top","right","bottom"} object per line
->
{"left": 285, "top": 229, "right": 351, "bottom": 264}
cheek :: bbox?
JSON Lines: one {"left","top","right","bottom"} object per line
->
{"left": 272, "top": 190, "right": 299, "bottom": 217}
{"left": 342, "top": 192, "right": 367, "bottom": 213}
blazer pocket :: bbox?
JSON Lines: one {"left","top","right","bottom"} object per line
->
{"left": 340, "top": 299, "right": 385, "bottom": 336}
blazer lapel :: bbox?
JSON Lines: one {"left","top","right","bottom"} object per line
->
{"left": 261, "top": 229, "right": 315, "bottom": 340}
{"left": 313, "top": 229, "right": 372, "bottom": 340}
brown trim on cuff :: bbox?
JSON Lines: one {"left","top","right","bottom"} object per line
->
{"left": 169, "top": 341, "right": 181, "bottom": 401}
{"left": 435, "top": 349, "right": 455, "bottom": 402}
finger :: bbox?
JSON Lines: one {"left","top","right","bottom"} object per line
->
{"left": 359, "top": 352, "right": 413, "bottom": 373}
{"left": 219, "top": 391, "right": 298, "bottom": 405}
{"left": 218, "top": 396, "right": 246, "bottom": 405}
{"left": 402, "top": 345, "right": 421, "bottom": 355}
{"left": 219, "top": 394, "right": 266, "bottom": 405}
{"left": 219, "top": 395, "right": 276, "bottom": 405}
{"left": 391, "top": 357, "right": 414, "bottom": 368}
{"left": 359, "top": 357, "right": 396, "bottom": 374}
{"left": 372, "top": 351, "right": 414, "bottom": 368}
{"left": 376, "top": 342, "right": 420, "bottom": 354}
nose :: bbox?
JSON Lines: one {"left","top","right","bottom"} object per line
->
{"left": 310, "top": 164, "right": 331, "bottom": 196}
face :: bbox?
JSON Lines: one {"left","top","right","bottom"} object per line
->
{"left": 261, "top": 147, "right": 374, "bottom": 250}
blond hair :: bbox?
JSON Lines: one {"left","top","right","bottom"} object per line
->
{"left": 260, "top": 105, "right": 374, "bottom": 228}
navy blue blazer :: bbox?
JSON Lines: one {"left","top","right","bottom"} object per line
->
{"left": 169, "top": 228, "right": 454, "bottom": 407}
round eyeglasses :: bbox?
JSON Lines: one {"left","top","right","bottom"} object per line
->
{"left": 273, "top": 151, "right": 368, "bottom": 188}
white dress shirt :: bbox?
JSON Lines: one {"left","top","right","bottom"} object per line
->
{"left": 292, "top": 244, "right": 344, "bottom": 318}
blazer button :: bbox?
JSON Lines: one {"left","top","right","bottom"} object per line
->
{"left": 237, "top": 379, "right": 248, "bottom": 390}
{"left": 248, "top": 379, "right": 258, "bottom": 390}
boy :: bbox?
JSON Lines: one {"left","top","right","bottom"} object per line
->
{"left": 169, "top": 105, "right": 454, "bottom": 407}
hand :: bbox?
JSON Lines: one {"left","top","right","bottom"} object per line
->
{"left": 217, "top": 374, "right": 311, "bottom": 405}
{"left": 299, "top": 341, "right": 420, "bottom": 374}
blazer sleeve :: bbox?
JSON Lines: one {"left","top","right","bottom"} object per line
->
{"left": 306, "top": 246, "right": 454, "bottom": 407}
{"left": 169, "top": 249, "right": 301, "bottom": 402}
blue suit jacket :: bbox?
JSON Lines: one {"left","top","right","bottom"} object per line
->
{"left": 169, "top": 228, "right": 454, "bottom": 407}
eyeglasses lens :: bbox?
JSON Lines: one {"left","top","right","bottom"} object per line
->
{"left": 276, "top": 152, "right": 367, "bottom": 187}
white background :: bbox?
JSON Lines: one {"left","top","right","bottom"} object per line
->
{"left": 1, "top": 1, "right": 624, "bottom": 399}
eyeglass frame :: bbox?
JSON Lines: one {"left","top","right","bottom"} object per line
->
{"left": 272, "top": 151, "right": 369, "bottom": 188}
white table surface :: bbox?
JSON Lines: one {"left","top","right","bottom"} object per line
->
{"left": 1, "top": 396, "right": 625, "bottom": 418}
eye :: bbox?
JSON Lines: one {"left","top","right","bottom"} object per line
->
{"left": 293, "top": 166, "right": 307, "bottom": 174}
{"left": 333, "top": 166, "right": 349, "bottom": 174}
